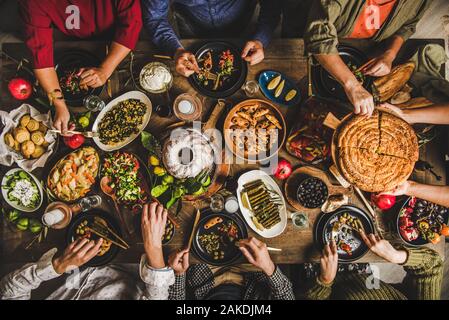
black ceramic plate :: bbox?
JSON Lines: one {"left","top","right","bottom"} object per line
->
{"left": 189, "top": 42, "right": 247, "bottom": 98}
{"left": 55, "top": 50, "right": 104, "bottom": 105}
{"left": 314, "top": 205, "right": 374, "bottom": 263}
{"left": 192, "top": 211, "right": 247, "bottom": 266}
{"left": 311, "top": 45, "right": 373, "bottom": 102}
{"left": 397, "top": 197, "right": 449, "bottom": 247}
{"left": 66, "top": 209, "right": 121, "bottom": 267}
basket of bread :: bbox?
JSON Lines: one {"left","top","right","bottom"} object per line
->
{"left": 0, "top": 104, "right": 57, "bottom": 171}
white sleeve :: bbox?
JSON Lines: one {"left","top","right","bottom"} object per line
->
{"left": 0, "top": 249, "right": 61, "bottom": 300}
{"left": 139, "top": 255, "right": 175, "bottom": 300}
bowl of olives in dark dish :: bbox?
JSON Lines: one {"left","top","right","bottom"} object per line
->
{"left": 296, "top": 176, "right": 329, "bottom": 209}
{"left": 397, "top": 197, "right": 449, "bottom": 246}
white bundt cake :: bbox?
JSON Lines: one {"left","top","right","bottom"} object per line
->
{"left": 162, "top": 129, "right": 215, "bottom": 179}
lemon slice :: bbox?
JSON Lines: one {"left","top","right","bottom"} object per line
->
{"left": 285, "top": 89, "right": 297, "bottom": 102}
{"left": 267, "top": 75, "right": 282, "bottom": 90}
{"left": 274, "top": 80, "right": 285, "bottom": 98}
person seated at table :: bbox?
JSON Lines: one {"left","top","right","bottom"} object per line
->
{"left": 0, "top": 202, "right": 174, "bottom": 300}
{"left": 18, "top": 0, "right": 143, "bottom": 134}
{"left": 167, "top": 237, "right": 294, "bottom": 300}
{"left": 141, "top": 0, "right": 281, "bottom": 77}
{"left": 377, "top": 102, "right": 449, "bottom": 208}
{"left": 304, "top": 233, "right": 443, "bottom": 300}
{"left": 304, "top": 0, "right": 431, "bottom": 117}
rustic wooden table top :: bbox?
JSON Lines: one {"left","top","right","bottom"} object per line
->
{"left": 0, "top": 39, "right": 446, "bottom": 265}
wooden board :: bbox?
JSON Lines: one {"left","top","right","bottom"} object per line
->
{"left": 284, "top": 166, "right": 350, "bottom": 212}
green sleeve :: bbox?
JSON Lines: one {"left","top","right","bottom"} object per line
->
{"left": 304, "top": 0, "right": 345, "bottom": 55}
{"left": 393, "top": 0, "right": 431, "bottom": 41}
{"left": 304, "top": 276, "right": 333, "bottom": 300}
{"left": 399, "top": 246, "right": 443, "bottom": 300}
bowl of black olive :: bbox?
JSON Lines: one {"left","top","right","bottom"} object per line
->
{"left": 296, "top": 176, "right": 329, "bottom": 209}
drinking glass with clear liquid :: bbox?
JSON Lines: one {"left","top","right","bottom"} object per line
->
{"left": 242, "top": 80, "right": 260, "bottom": 97}
{"left": 84, "top": 95, "right": 106, "bottom": 112}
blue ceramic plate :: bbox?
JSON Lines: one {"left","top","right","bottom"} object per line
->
{"left": 258, "top": 70, "right": 301, "bottom": 107}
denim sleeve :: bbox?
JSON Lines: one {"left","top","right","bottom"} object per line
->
{"left": 252, "top": 0, "right": 282, "bottom": 48}
{"left": 141, "top": 0, "right": 183, "bottom": 56}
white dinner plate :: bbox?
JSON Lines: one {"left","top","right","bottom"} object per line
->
{"left": 92, "top": 91, "right": 152, "bottom": 151}
{"left": 237, "top": 170, "right": 287, "bottom": 238}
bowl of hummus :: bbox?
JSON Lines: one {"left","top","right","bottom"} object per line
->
{"left": 139, "top": 62, "right": 173, "bottom": 94}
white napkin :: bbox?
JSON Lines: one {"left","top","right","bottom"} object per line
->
{"left": 0, "top": 104, "right": 57, "bottom": 172}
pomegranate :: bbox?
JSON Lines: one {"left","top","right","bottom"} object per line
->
{"left": 63, "top": 134, "right": 85, "bottom": 149}
{"left": 8, "top": 78, "right": 33, "bottom": 100}
{"left": 273, "top": 158, "right": 293, "bottom": 180}
{"left": 371, "top": 193, "right": 396, "bottom": 211}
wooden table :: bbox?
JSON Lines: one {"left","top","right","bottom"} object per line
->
{"left": 0, "top": 39, "right": 446, "bottom": 265}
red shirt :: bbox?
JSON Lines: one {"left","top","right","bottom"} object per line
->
{"left": 349, "top": 0, "right": 397, "bottom": 39}
{"left": 19, "top": 0, "right": 142, "bottom": 69}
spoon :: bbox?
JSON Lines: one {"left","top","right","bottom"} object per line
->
{"left": 100, "top": 176, "right": 132, "bottom": 235}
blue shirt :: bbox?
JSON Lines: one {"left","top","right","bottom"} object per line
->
{"left": 142, "top": 0, "right": 281, "bottom": 56}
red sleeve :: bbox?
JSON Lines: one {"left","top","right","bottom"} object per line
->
{"left": 18, "top": 0, "right": 54, "bottom": 69}
{"left": 114, "top": 0, "right": 143, "bottom": 50}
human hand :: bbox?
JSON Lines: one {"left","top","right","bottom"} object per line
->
{"left": 241, "top": 40, "right": 265, "bottom": 66}
{"left": 360, "top": 232, "right": 407, "bottom": 264}
{"left": 380, "top": 180, "right": 413, "bottom": 197}
{"left": 344, "top": 82, "right": 375, "bottom": 116}
{"left": 175, "top": 48, "right": 200, "bottom": 77}
{"left": 168, "top": 248, "right": 190, "bottom": 275}
{"left": 52, "top": 237, "right": 103, "bottom": 274}
{"left": 238, "top": 237, "right": 275, "bottom": 276}
{"left": 53, "top": 104, "right": 72, "bottom": 135}
{"left": 378, "top": 102, "right": 415, "bottom": 124}
{"left": 78, "top": 67, "right": 109, "bottom": 88}
{"left": 318, "top": 240, "right": 338, "bottom": 285}
{"left": 363, "top": 53, "right": 395, "bottom": 77}
{"left": 141, "top": 202, "right": 168, "bottom": 269}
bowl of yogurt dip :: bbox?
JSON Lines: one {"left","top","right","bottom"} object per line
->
{"left": 139, "top": 62, "right": 173, "bottom": 94}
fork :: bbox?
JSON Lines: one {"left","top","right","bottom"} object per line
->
{"left": 50, "top": 129, "right": 99, "bottom": 138}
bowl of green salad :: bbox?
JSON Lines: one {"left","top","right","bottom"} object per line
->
{"left": 1, "top": 169, "right": 43, "bottom": 212}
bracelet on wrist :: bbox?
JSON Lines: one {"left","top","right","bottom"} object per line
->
{"left": 47, "top": 89, "right": 65, "bottom": 106}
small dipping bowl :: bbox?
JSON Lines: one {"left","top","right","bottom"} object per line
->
{"left": 173, "top": 93, "right": 203, "bottom": 122}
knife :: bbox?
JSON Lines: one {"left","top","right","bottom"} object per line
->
{"left": 187, "top": 208, "right": 201, "bottom": 249}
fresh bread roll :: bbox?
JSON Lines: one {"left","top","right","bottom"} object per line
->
{"left": 21, "top": 140, "right": 36, "bottom": 159}
{"left": 4, "top": 133, "right": 15, "bottom": 148}
{"left": 13, "top": 140, "right": 20, "bottom": 152}
{"left": 27, "top": 119, "right": 40, "bottom": 132}
{"left": 38, "top": 122, "right": 48, "bottom": 134}
{"left": 31, "top": 131, "right": 45, "bottom": 146}
{"left": 13, "top": 127, "right": 31, "bottom": 144}
{"left": 31, "top": 145, "right": 45, "bottom": 158}
{"left": 20, "top": 115, "right": 31, "bottom": 128}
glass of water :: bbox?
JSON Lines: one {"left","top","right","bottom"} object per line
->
{"left": 291, "top": 212, "right": 309, "bottom": 229}
{"left": 83, "top": 95, "right": 106, "bottom": 112}
{"left": 242, "top": 80, "right": 260, "bottom": 97}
